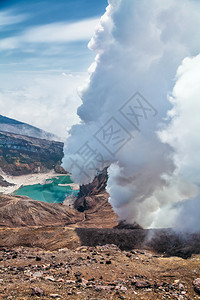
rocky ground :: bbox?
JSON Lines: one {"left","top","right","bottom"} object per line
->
{"left": 0, "top": 190, "right": 116, "bottom": 228}
{"left": 0, "top": 176, "right": 14, "bottom": 188}
{"left": 0, "top": 244, "right": 200, "bottom": 299}
{"left": 0, "top": 167, "right": 200, "bottom": 299}
{"left": 0, "top": 194, "right": 82, "bottom": 227}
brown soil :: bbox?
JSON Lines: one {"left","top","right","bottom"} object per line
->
{"left": 0, "top": 192, "right": 117, "bottom": 228}
{"left": 0, "top": 242, "right": 200, "bottom": 299}
{"left": 0, "top": 194, "right": 82, "bottom": 227}
{"left": 0, "top": 187, "right": 200, "bottom": 299}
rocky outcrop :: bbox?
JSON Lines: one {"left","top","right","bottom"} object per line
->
{"left": 0, "top": 175, "right": 14, "bottom": 187}
{"left": 0, "top": 194, "right": 81, "bottom": 227}
{"left": 114, "top": 220, "right": 143, "bottom": 230}
{"left": 73, "top": 168, "right": 117, "bottom": 228}
{"left": 194, "top": 278, "right": 200, "bottom": 295}
{"left": 75, "top": 168, "right": 108, "bottom": 212}
{"left": 0, "top": 131, "right": 64, "bottom": 175}
{"left": 62, "top": 195, "right": 77, "bottom": 208}
{"left": 54, "top": 162, "right": 67, "bottom": 174}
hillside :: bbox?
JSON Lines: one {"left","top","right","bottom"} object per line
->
{"left": 0, "top": 131, "right": 65, "bottom": 175}
{"left": 0, "top": 194, "right": 82, "bottom": 227}
{"left": 75, "top": 167, "right": 108, "bottom": 211}
{"left": 0, "top": 114, "right": 59, "bottom": 141}
{"left": 0, "top": 166, "right": 117, "bottom": 228}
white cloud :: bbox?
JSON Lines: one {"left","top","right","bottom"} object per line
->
{"left": 24, "top": 18, "right": 100, "bottom": 43}
{"left": 0, "top": 72, "right": 87, "bottom": 139}
{"left": 0, "top": 9, "right": 27, "bottom": 29}
{"left": 0, "top": 37, "right": 20, "bottom": 50}
{"left": 0, "top": 17, "right": 100, "bottom": 50}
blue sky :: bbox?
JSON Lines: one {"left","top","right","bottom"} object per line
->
{"left": 0, "top": 0, "right": 108, "bottom": 138}
{"left": 1, "top": 0, "right": 107, "bottom": 73}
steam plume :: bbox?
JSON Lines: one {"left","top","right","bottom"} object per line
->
{"left": 62, "top": 0, "right": 200, "bottom": 229}
{"left": 157, "top": 54, "right": 200, "bottom": 230}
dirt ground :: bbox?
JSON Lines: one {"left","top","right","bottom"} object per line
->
{"left": 0, "top": 227, "right": 200, "bottom": 299}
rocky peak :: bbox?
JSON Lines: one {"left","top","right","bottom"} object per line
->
{"left": 74, "top": 168, "right": 108, "bottom": 212}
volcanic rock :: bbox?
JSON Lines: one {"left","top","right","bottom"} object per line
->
{"left": 0, "top": 242, "right": 200, "bottom": 299}
{"left": 135, "top": 280, "right": 151, "bottom": 288}
{"left": 31, "top": 287, "right": 44, "bottom": 296}
{"left": 62, "top": 194, "right": 76, "bottom": 208}
{"left": 114, "top": 220, "right": 143, "bottom": 230}
{"left": 193, "top": 278, "right": 200, "bottom": 294}
{"left": 75, "top": 167, "right": 108, "bottom": 211}
{"left": 71, "top": 167, "right": 117, "bottom": 228}
{"left": 50, "top": 294, "right": 62, "bottom": 299}
{"left": 0, "top": 175, "right": 14, "bottom": 187}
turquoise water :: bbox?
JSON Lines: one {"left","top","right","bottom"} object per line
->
{"left": 13, "top": 175, "right": 79, "bottom": 204}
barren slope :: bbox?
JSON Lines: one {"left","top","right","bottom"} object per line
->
{"left": 0, "top": 194, "right": 81, "bottom": 227}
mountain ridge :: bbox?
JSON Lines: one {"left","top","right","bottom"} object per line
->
{"left": 0, "top": 114, "right": 60, "bottom": 141}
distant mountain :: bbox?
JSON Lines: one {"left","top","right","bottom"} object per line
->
{"left": 0, "top": 115, "right": 60, "bottom": 141}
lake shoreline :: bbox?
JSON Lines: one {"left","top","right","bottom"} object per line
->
{"left": 0, "top": 171, "right": 72, "bottom": 195}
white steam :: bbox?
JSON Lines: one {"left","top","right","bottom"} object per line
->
{"left": 157, "top": 54, "right": 200, "bottom": 230}
{"left": 62, "top": 0, "right": 200, "bottom": 229}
